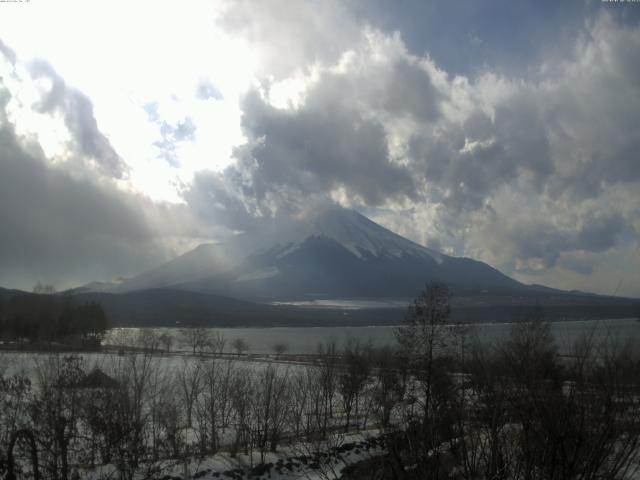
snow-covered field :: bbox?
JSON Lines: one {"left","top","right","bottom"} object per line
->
{"left": 81, "top": 432, "right": 384, "bottom": 480}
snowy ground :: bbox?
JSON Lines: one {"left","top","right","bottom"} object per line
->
{"left": 81, "top": 432, "right": 385, "bottom": 480}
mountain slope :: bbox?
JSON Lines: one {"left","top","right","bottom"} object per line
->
{"left": 110, "top": 243, "right": 231, "bottom": 292}
{"left": 73, "top": 289, "right": 263, "bottom": 327}
{"left": 95, "top": 206, "right": 618, "bottom": 302}
{"left": 173, "top": 207, "right": 524, "bottom": 300}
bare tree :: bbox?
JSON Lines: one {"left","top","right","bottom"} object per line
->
{"left": 251, "top": 365, "right": 292, "bottom": 462}
{"left": 338, "top": 338, "right": 371, "bottom": 432}
{"left": 107, "top": 350, "right": 157, "bottom": 480}
{"left": 271, "top": 342, "right": 289, "bottom": 359}
{"left": 229, "top": 367, "right": 253, "bottom": 458}
{"left": 450, "top": 312, "right": 640, "bottom": 480}
{"left": 316, "top": 339, "right": 339, "bottom": 434}
{"left": 177, "top": 358, "right": 202, "bottom": 429}
{"left": 158, "top": 332, "right": 173, "bottom": 353}
{"left": 136, "top": 329, "right": 162, "bottom": 352}
{"left": 288, "top": 370, "right": 311, "bottom": 437}
{"left": 181, "top": 328, "right": 209, "bottom": 355}
{"left": 231, "top": 337, "right": 249, "bottom": 356}
{"left": 370, "top": 346, "right": 411, "bottom": 433}
{"left": 292, "top": 428, "right": 349, "bottom": 480}
{"left": 6, "top": 429, "right": 39, "bottom": 480}
{"left": 204, "top": 330, "right": 226, "bottom": 356}
{"left": 1, "top": 370, "right": 34, "bottom": 480}
{"left": 196, "top": 358, "right": 236, "bottom": 454}
{"left": 145, "top": 355, "right": 174, "bottom": 461}
{"left": 392, "top": 282, "right": 455, "bottom": 479}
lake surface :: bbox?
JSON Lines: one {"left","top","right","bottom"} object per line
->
{"left": 105, "top": 318, "right": 640, "bottom": 354}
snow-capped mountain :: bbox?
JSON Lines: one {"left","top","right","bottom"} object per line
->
{"left": 295, "top": 207, "right": 444, "bottom": 262}
{"left": 106, "top": 206, "right": 524, "bottom": 301}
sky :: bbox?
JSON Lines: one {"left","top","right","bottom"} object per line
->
{"left": 0, "top": 0, "right": 639, "bottom": 297}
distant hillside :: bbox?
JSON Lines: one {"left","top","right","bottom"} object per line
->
{"left": 73, "top": 288, "right": 640, "bottom": 327}
{"left": 72, "top": 289, "right": 272, "bottom": 327}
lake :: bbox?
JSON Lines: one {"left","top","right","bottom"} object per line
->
{"left": 104, "top": 318, "right": 640, "bottom": 354}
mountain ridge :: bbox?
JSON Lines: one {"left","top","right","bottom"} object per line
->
{"left": 99, "top": 206, "right": 541, "bottom": 301}
{"left": 71, "top": 207, "right": 637, "bottom": 307}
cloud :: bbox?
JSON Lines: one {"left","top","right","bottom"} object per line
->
{"left": 213, "top": 27, "right": 561, "bottom": 218}
{"left": 182, "top": 169, "right": 260, "bottom": 233}
{"left": 144, "top": 102, "right": 197, "bottom": 167}
{"left": 470, "top": 208, "right": 626, "bottom": 272}
{"left": 234, "top": 88, "right": 417, "bottom": 208}
{"left": 0, "top": 41, "right": 218, "bottom": 289}
{"left": 0, "top": 39, "right": 16, "bottom": 65}
{"left": 26, "top": 59, "right": 128, "bottom": 178}
{"left": 196, "top": 81, "right": 223, "bottom": 101}
{"left": 219, "top": 0, "right": 360, "bottom": 79}
{"left": 450, "top": 14, "right": 640, "bottom": 289}
{"left": 405, "top": 87, "right": 556, "bottom": 213}
{"left": 186, "top": 30, "right": 451, "bottom": 220}
{"left": 0, "top": 104, "right": 212, "bottom": 290}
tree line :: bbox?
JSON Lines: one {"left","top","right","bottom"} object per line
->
{"left": 0, "top": 291, "right": 109, "bottom": 347}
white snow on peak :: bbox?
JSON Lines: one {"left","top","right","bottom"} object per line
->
{"left": 305, "top": 207, "right": 443, "bottom": 263}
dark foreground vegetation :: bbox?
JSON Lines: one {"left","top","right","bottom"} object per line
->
{"left": 366, "top": 284, "right": 640, "bottom": 480}
{"left": 0, "top": 291, "right": 108, "bottom": 349}
{"left": 0, "top": 283, "right": 639, "bottom": 480}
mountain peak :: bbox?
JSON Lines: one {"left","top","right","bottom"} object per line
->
{"left": 306, "top": 206, "right": 442, "bottom": 262}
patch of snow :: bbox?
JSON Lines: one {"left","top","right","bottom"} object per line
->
{"left": 272, "top": 298, "right": 410, "bottom": 309}
{"left": 236, "top": 267, "right": 280, "bottom": 282}
{"left": 276, "top": 242, "right": 301, "bottom": 259}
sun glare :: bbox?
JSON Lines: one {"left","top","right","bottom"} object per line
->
{"left": 0, "top": 0, "right": 259, "bottom": 203}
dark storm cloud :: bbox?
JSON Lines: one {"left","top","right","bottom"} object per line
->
{"left": 470, "top": 207, "right": 629, "bottom": 275}
{"left": 182, "top": 169, "right": 259, "bottom": 233}
{"left": 0, "top": 43, "right": 215, "bottom": 289}
{"left": 574, "top": 212, "right": 627, "bottom": 254}
{"left": 405, "top": 92, "right": 553, "bottom": 212}
{"left": 378, "top": 59, "right": 442, "bottom": 123}
{"left": 234, "top": 89, "right": 416, "bottom": 207}
{"left": 26, "top": 59, "right": 128, "bottom": 178}
{"left": 537, "top": 26, "right": 640, "bottom": 203}
{"left": 0, "top": 116, "right": 209, "bottom": 290}
{"left": 558, "top": 254, "right": 595, "bottom": 276}
{"left": 201, "top": 34, "right": 450, "bottom": 214}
